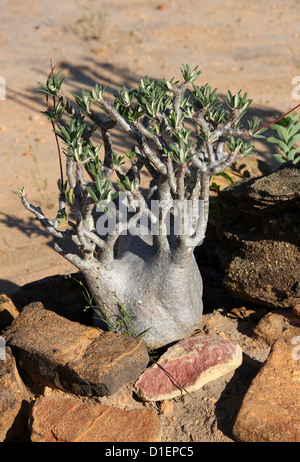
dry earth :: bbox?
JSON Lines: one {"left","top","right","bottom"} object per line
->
{"left": 0, "top": 0, "right": 300, "bottom": 443}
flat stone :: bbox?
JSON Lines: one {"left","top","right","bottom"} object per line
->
{"left": 233, "top": 338, "right": 300, "bottom": 442}
{"left": 29, "top": 395, "right": 161, "bottom": 442}
{"left": 0, "top": 347, "right": 30, "bottom": 441}
{"left": 3, "top": 302, "right": 149, "bottom": 396}
{"left": 134, "top": 335, "right": 243, "bottom": 401}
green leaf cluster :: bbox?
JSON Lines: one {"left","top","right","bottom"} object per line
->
{"left": 86, "top": 173, "right": 118, "bottom": 205}
{"left": 37, "top": 66, "right": 261, "bottom": 215}
{"left": 164, "top": 129, "right": 195, "bottom": 165}
{"left": 225, "top": 90, "right": 252, "bottom": 111}
{"left": 180, "top": 64, "right": 202, "bottom": 84}
{"left": 117, "top": 175, "right": 136, "bottom": 192}
{"left": 248, "top": 116, "right": 267, "bottom": 138}
{"left": 43, "top": 101, "right": 66, "bottom": 122}
{"left": 57, "top": 179, "right": 75, "bottom": 205}
{"left": 125, "top": 147, "right": 136, "bottom": 161}
{"left": 226, "top": 137, "right": 255, "bottom": 157}
{"left": 57, "top": 178, "right": 68, "bottom": 193}
{"left": 190, "top": 83, "right": 221, "bottom": 110}
{"left": 114, "top": 86, "right": 141, "bottom": 122}
{"left": 72, "top": 84, "right": 106, "bottom": 112}
{"left": 86, "top": 145, "right": 102, "bottom": 176}
{"left": 90, "top": 83, "right": 105, "bottom": 101}
{"left": 267, "top": 113, "right": 300, "bottom": 164}
{"left": 135, "top": 79, "right": 172, "bottom": 119}
{"left": 111, "top": 151, "right": 125, "bottom": 167}
{"left": 188, "top": 83, "right": 255, "bottom": 134}
{"left": 38, "top": 71, "right": 66, "bottom": 96}
{"left": 72, "top": 89, "right": 93, "bottom": 112}
{"left": 17, "top": 186, "right": 25, "bottom": 197}
{"left": 113, "top": 74, "right": 175, "bottom": 122}
{"left": 54, "top": 119, "right": 95, "bottom": 163}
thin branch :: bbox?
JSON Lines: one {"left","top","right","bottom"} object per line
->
{"left": 98, "top": 97, "right": 168, "bottom": 175}
{"left": 208, "top": 146, "right": 243, "bottom": 175}
{"left": 172, "top": 83, "right": 188, "bottom": 118}
{"left": 101, "top": 126, "right": 115, "bottom": 171}
{"left": 53, "top": 238, "right": 86, "bottom": 271}
{"left": 20, "top": 193, "right": 65, "bottom": 239}
{"left": 199, "top": 172, "right": 210, "bottom": 233}
{"left": 165, "top": 156, "right": 177, "bottom": 195}
{"left": 176, "top": 165, "right": 188, "bottom": 247}
{"left": 66, "top": 156, "right": 76, "bottom": 189}
{"left": 255, "top": 103, "right": 300, "bottom": 132}
{"left": 46, "top": 61, "right": 64, "bottom": 187}
{"left": 155, "top": 175, "right": 172, "bottom": 254}
{"left": 133, "top": 119, "right": 164, "bottom": 152}
{"left": 210, "top": 109, "right": 244, "bottom": 143}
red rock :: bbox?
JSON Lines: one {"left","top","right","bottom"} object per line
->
{"left": 134, "top": 335, "right": 243, "bottom": 401}
{"left": 233, "top": 338, "right": 300, "bottom": 442}
{"left": 30, "top": 396, "right": 161, "bottom": 442}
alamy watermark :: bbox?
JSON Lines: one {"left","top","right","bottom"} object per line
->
{"left": 291, "top": 76, "right": 300, "bottom": 101}
{"left": 95, "top": 193, "right": 205, "bottom": 247}
{"left": 291, "top": 336, "right": 300, "bottom": 361}
{"left": 0, "top": 76, "right": 5, "bottom": 100}
{"left": 0, "top": 336, "right": 6, "bottom": 360}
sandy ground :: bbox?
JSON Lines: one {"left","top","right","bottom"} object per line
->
{"left": 1, "top": 0, "right": 300, "bottom": 295}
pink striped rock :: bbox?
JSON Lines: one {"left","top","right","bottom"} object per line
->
{"left": 134, "top": 335, "right": 243, "bottom": 401}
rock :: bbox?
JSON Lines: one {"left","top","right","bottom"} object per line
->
{"left": 293, "top": 304, "right": 300, "bottom": 318}
{"left": 233, "top": 338, "right": 300, "bottom": 442}
{"left": 134, "top": 335, "right": 243, "bottom": 401}
{"left": 29, "top": 395, "right": 161, "bottom": 442}
{"left": 216, "top": 163, "right": 300, "bottom": 309}
{"left": 0, "top": 294, "right": 19, "bottom": 332}
{"left": 0, "top": 347, "right": 30, "bottom": 442}
{"left": 10, "top": 272, "right": 91, "bottom": 325}
{"left": 253, "top": 310, "right": 300, "bottom": 346}
{"left": 3, "top": 302, "right": 149, "bottom": 397}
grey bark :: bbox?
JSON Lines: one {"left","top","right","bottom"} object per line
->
{"left": 83, "top": 234, "right": 203, "bottom": 349}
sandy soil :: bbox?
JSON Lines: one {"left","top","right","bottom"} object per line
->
{"left": 0, "top": 0, "right": 299, "bottom": 294}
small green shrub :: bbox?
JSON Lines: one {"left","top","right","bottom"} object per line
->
{"left": 267, "top": 113, "right": 300, "bottom": 164}
{"left": 18, "top": 64, "right": 267, "bottom": 349}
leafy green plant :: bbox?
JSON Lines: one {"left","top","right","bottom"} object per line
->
{"left": 267, "top": 113, "right": 300, "bottom": 164}
{"left": 18, "top": 64, "right": 265, "bottom": 349}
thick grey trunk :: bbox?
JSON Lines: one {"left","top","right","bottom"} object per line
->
{"left": 83, "top": 235, "right": 203, "bottom": 349}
